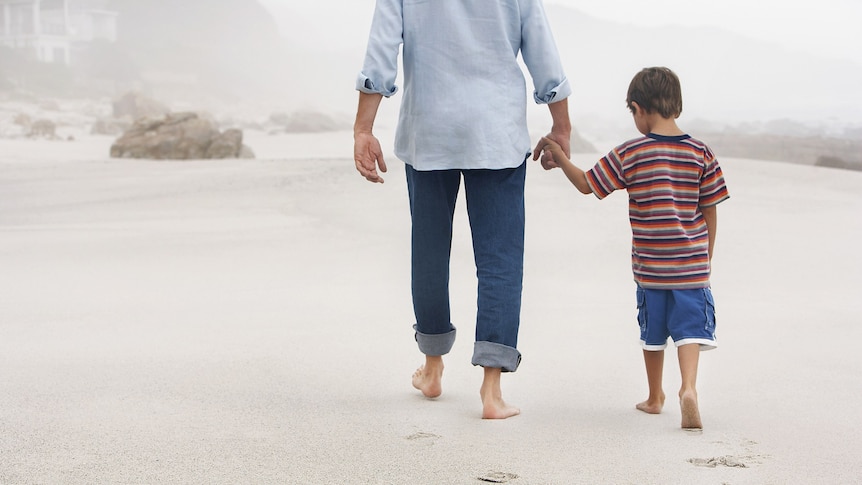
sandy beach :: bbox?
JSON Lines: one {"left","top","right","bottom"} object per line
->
{"left": 1, "top": 130, "right": 861, "bottom": 484}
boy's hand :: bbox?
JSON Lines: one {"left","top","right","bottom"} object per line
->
{"left": 533, "top": 135, "right": 568, "bottom": 169}
{"left": 354, "top": 131, "right": 387, "bottom": 183}
{"left": 534, "top": 135, "right": 592, "bottom": 194}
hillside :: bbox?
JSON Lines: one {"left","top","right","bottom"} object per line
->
{"left": 114, "top": 0, "right": 287, "bottom": 104}
{"left": 701, "top": 132, "right": 862, "bottom": 171}
{"left": 1, "top": 0, "right": 290, "bottom": 109}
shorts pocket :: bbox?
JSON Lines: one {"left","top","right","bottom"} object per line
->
{"left": 636, "top": 287, "right": 647, "bottom": 332}
{"left": 703, "top": 288, "right": 716, "bottom": 335}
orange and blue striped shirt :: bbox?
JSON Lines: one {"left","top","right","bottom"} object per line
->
{"left": 586, "top": 133, "right": 730, "bottom": 289}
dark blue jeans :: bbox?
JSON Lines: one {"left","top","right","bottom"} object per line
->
{"left": 405, "top": 162, "right": 525, "bottom": 372}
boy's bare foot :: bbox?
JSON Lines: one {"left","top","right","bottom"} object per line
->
{"left": 412, "top": 363, "right": 443, "bottom": 398}
{"left": 636, "top": 392, "right": 666, "bottom": 414}
{"left": 679, "top": 390, "right": 702, "bottom": 429}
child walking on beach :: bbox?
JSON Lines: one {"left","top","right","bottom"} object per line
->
{"left": 534, "top": 67, "right": 730, "bottom": 429}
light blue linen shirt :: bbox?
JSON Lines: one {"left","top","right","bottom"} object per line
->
{"left": 357, "top": 0, "right": 571, "bottom": 171}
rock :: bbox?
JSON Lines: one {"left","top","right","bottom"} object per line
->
{"left": 110, "top": 112, "right": 254, "bottom": 160}
{"left": 13, "top": 113, "right": 31, "bottom": 127}
{"left": 112, "top": 91, "right": 170, "bottom": 121}
{"left": 205, "top": 128, "right": 243, "bottom": 159}
{"left": 816, "top": 155, "right": 861, "bottom": 171}
{"left": 29, "top": 119, "right": 56, "bottom": 138}
{"left": 239, "top": 144, "right": 255, "bottom": 159}
{"left": 702, "top": 131, "right": 862, "bottom": 168}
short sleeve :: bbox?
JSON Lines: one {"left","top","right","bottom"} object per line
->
{"left": 699, "top": 148, "right": 730, "bottom": 207}
{"left": 586, "top": 148, "right": 627, "bottom": 199}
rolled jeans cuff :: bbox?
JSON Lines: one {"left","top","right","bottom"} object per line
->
{"left": 471, "top": 341, "right": 521, "bottom": 372}
{"left": 413, "top": 324, "right": 456, "bottom": 356}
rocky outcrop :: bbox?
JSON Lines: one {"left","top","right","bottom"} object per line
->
{"left": 13, "top": 113, "right": 31, "bottom": 127}
{"left": 815, "top": 155, "right": 861, "bottom": 171}
{"left": 701, "top": 131, "right": 862, "bottom": 170}
{"left": 205, "top": 128, "right": 244, "bottom": 159}
{"left": 29, "top": 119, "right": 57, "bottom": 138}
{"left": 110, "top": 112, "right": 253, "bottom": 160}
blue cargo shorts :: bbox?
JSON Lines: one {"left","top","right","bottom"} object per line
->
{"left": 636, "top": 286, "right": 717, "bottom": 351}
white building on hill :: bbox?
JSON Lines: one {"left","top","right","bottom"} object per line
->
{"left": 0, "top": 0, "right": 117, "bottom": 65}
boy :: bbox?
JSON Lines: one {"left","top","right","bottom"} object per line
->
{"left": 533, "top": 67, "right": 729, "bottom": 429}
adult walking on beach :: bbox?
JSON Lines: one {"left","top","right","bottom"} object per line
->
{"left": 353, "top": 0, "right": 571, "bottom": 419}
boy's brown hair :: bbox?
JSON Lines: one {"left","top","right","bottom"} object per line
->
{"left": 626, "top": 67, "right": 683, "bottom": 118}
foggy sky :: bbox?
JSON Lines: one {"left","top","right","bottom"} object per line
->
{"left": 263, "top": 0, "right": 862, "bottom": 65}
{"left": 261, "top": 0, "right": 862, "bottom": 129}
{"left": 552, "top": 0, "right": 862, "bottom": 65}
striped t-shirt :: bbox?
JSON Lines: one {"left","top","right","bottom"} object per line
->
{"left": 585, "top": 133, "right": 730, "bottom": 289}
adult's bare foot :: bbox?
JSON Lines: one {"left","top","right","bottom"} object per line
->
{"left": 679, "top": 390, "right": 702, "bottom": 429}
{"left": 412, "top": 362, "right": 443, "bottom": 398}
{"left": 636, "top": 391, "right": 666, "bottom": 414}
{"left": 479, "top": 367, "right": 519, "bottom": 419}
{"left": 481, "top": 393, "right": 520, "bottom": 419}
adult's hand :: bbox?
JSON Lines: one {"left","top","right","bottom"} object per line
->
{"left": 354, "top": 131, "right": 387, "bottom": 183}
{"left": 534, "top": 131, "right": 571, "bottom": 170}
{"left": 537, "top": 98, "right": 572, "bottom": 170}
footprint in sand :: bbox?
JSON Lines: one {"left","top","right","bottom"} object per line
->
{"left": 688, "top": 455, "right": 749, "bottom": 468}
{"left": 478, "top": 471, "right": 519, "bottom": 483}
{"left": 404, "top": 431, "right": 440, "bottom": 441}
{"left": 692, "top": 436, "right": 770, "bottom": 468}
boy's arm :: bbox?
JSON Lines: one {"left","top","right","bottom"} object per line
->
{"left": 534, "top": 136, "right": 593, "bottom": 195}
{"left": 558, "top": 155, "right": 593, "bottom": 195}
{"left": 701, "top": 204, "right": 718, "bottom": 260}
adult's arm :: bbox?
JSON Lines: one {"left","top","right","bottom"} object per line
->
{"left": 352, "top": 0, "right": 403, "bottom": 183}
{"left": 519, "top": 0, "right": 572, "bottom": 169}
{"left": 354, "top": 92, "right": 387, "bottom": 183}
{"left": 540, "top": 98, "right": 572, "bottom": 170}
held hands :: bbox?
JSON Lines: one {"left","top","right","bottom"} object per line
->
{"left": 534, "top": 135, "right": 592, "bottom": 194}
{"left": 354, "top": 131, "right": 387, "bottom": 183}
{"left": 532, "top": 135, "right": 569, "bottom": 169}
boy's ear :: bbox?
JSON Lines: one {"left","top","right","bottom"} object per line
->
{"left": 630, "top": 101, "right": 641, "bottom": 115}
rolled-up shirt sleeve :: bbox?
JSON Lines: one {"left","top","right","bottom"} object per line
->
{"left": 519, "top": 0, "right": 572, "bottom": 104}
{"left": 356, "top": 0, "right": 403, "bottom": 97}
